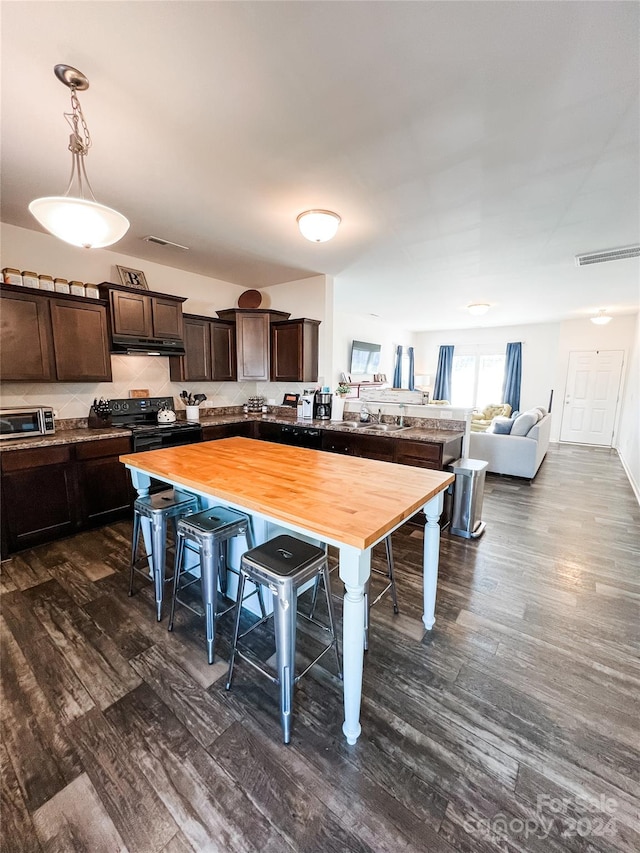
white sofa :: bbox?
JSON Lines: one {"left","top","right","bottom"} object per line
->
{"left": 469, "top": 413, "right": 552, "bottom": 479}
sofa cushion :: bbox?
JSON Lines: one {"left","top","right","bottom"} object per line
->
{"left": 490, "top": 416, "right": 514, "bottom": 435}
{"left": 511, "top": 410, "right": 539, "bottom": 436}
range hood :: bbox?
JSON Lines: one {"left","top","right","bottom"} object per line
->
{"left": 111, "top": 335, "right": 186, "bottom": 356}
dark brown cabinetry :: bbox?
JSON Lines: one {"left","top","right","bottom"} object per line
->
{"left": 0, "top": 434, "right": 135, "bottom": 555}
{"left": 98, "top": 283, "right": 185, "bottom": 351}
{"left": 1, "top": 445, "right": 78, "bottom": 552}
{"left": 271, "top": 318, "right": 320, "bottom": 383}
{"left": 395, "top": 437, "right": 461, "bottom": 470}
{"left": 169, "top": 314, "right": 236, "bottom": 382}
{"left": 0, "top": 285, "right": 112, "bottom": 383}
{"left": 201, "top": 421, "right": 255, "bottom": 442}
{"left": 216, "top": 309, "right": 290, "bottom": 381}
{"left": 75, "top": 436, "right": 134, "bottom": 527}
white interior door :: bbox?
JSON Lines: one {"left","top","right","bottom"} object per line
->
{"left": 560, "top": 350, "right": 624, "bottom": 446}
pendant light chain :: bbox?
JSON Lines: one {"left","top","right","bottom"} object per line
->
{"left": 62, "top": 86, "right": 97, "bottom": 201}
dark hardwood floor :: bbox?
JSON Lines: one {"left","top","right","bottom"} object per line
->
{"left": 1, "top": 443, "right": 639, "bottom": 852}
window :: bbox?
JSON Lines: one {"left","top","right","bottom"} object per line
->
{"left": 451, "top": 351, "right": 505, "bottom": 409}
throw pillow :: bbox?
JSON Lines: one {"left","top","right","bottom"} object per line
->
{"left": 491, "top": 417, "right": 513, "bottom": 435}
{"left": 511, "top": 410, "right": 539, "bottom": 436}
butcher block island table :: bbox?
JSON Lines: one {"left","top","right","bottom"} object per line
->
{"left": 120, "top": 437, "right": 452, "bottom": 744}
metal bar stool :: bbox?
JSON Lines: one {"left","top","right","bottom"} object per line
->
{"left": 129, "top": 489, "right": 200, "bottom": 621}
{"left": 226, "top": 534, "right": 342, "bottom": 744}
{"left": 309, "top": 535, "right": 398, "bottom": 650}
{"left": 168, "top": 506, "right": 266, "bottom": 664}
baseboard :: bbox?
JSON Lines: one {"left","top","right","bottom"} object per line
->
{"left": 617, "top": 447, "right": 640, "bottom": 505}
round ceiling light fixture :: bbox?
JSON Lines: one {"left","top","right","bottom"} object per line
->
{"left": 297, "top": 209, "right": 341, "bottom": 242}
{"left": 467, "top": 303, "right": 490, "bottom": 316}
{"left": 590, "top": 309, "right": 613, "bottom": 325}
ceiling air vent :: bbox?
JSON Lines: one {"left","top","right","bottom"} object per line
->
{"left": 574, "top": 245, "right": 640, "bottom": 266}
{"left": 143, "top": 235, "right": 190, "bottom": 250}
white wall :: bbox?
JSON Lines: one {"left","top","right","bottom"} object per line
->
{"left": 415, "top": 322, "right": 560, "bottom": 414}
{"left": 616, "top": 311, "right": 639, "bottom": 500}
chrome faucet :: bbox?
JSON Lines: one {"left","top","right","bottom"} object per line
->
{"left": 375, "top": 408, "right": 382, "bottom": 424}
{"left": 396, "top": 404, "right": 405, "bottom": 427}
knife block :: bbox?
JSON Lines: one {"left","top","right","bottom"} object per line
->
{"left": 88, "top": 409, "right": 112, "bottom": 429}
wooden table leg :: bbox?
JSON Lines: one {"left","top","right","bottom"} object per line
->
{"left": 422, "top": 491, "right": 444, "bottom": 630}
{"left": 339, "top": 545, "right": 371, "bottom": 745}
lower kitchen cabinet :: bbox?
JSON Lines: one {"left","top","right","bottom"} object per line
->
{"left": 1, "top": 445, "right": 78, "bottom": 552}
{"left": 1, "top": 435, "right": 135, "bottom": 556}
{"left": 201, "top": 421, "right": 255, "bottom": 442}
{"left": 76, "top": 437, "right": 135, "bottom": 527}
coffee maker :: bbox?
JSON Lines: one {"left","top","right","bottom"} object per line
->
{"left": 314, "top": 391, "right": 332, "bottom": 420}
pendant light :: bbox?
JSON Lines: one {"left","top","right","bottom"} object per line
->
{"left": 29, "top": 65, "right": 129, "bottom": 249}
{"left": 297, "top": 210, "right": 341, "bottom": 242}
{"left": 590, "top": 309, "right": 613, "bottom": 325}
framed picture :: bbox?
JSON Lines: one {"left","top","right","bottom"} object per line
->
{"left": 116, "top": 265, "right": 149, "bottom": 290}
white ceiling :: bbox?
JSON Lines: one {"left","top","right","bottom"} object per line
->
{"left": 1, "top": 1, "right": 638, "bottom": 331}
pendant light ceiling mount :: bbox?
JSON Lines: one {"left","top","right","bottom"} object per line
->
{"left": 28, "top": 64, "right": 129, "bottom": 249}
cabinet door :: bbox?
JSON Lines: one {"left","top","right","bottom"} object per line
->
{"left": 271, "top": 320, "right": 319, "bottom": 382}
{"left": 0, "top": 290, "right": 54, "bottom": 381}
{"left": 1, "top": 446, "right": 77, "bottom": 551}
{"left": 172, "top": 317, "right": 211, "bottom": 381}
{"left": 351, "top": 434, "right": 395, "bottom": 462}
{"left": 75, "top": 437, "right": 134, "bottom": 526}
{"left": 394, "top": 440, "right": 441, "bottom": 470}
{"left": 236, "top": 313, "right": 270, "bottom": 381}
{"left": 211, "top": 321, "right": 236, "bottom": 381}
{"left": 152, "top": 297, "right": 183, "bottom": 339}
{"left": 110, "top": 290, "right": 152, "bottom": 337}
{"left": 321, "top": 430, "right": 357, "bottom": 455}
{"left": 202, "top": 421, "right": 255, "bottom": 442}
{"left": 50, "top": 300, "right": 112, "bottom": 382}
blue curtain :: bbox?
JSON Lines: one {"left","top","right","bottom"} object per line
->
{"left": 502, "top": 342, "right": 522, "bottom": 411}
{"left": 407, "top": 347, "right": 415, "bottom": 390}
{"left": 392, "top": 345, "right": 403, "bottom": 388}
{"left": 433, "top": 345, "right": 453, "bottom": 401}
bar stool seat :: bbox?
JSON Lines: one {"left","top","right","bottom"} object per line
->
{"left": 226, "top": 534, "right": 342, "bottom": 744}
{"left": 310, "top": 535, "right": 398, "bottom": 650}
{"left": 130, "top": 489, "right": 200, "bottom": 621}
{"left": 168, "top": 506, "right": 265, "bottom": 664}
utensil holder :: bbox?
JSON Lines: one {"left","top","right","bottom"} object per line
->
{"left": 185, "top": 405, "right": 200, "bottom": 422}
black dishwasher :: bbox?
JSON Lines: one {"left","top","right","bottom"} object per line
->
{"left": 279, "top": 424, "right": 322, "bottom": 450}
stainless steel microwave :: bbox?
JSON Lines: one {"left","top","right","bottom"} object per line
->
{"left": 0, "top": 406, "right": 55, "bottom": 440}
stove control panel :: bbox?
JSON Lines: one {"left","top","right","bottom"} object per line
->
{"left": 108, "top": 397, "right": 173, "bottom": 415}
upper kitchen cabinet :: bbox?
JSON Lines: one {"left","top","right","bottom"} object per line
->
{"left": 0, "top": 286, "right": 55, "bottom": 381}
{"left": 98, "top": 282, "right": 186, "bottom": 353}
{"left": 0, "top": 285, "right": 111, "bottom": 382}
{"left": 271, "top": 318, "right": 320, "bottom": 383}
{"left": 169, "top": 314, "right": 237, "bottom": 382}
{"left": 216, "top": 308, "right": 290, "bottom": 381}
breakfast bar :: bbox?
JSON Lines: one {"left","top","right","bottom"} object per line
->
{"left": 120, "top": 436, "right": 453, "bottom": 744}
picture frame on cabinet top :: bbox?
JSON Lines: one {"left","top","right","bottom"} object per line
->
{"left": 116, "top": 265, "right": 149, "bottom": 290}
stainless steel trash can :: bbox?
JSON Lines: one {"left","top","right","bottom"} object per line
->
{"left": 450, "top": 458, "right": 488, "bottom": 539}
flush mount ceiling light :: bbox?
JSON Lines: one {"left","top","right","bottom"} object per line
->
{"left": 590, "top": 309, "right": 613, "bottom": 325}
{"left": 297, "top": 210, "right": 341, "bottom": 242}
{"left": 467, "top": 303, "right": 490, "bottom": 316}
{"left": 28, "top": 64, "right": 129, "bottom": 249}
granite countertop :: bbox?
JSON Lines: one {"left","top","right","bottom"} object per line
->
{"left": 0, "top": 412, "right": 463, "bottom": 452}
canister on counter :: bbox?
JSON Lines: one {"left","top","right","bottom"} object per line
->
{"left": 38, "top": 274, "right": 55, "bottom": 291}
{"left": 84, "top": 283, "right": 100, "bottom": 299}
{"left": 21, "top": 271, "right": 40, "bottom": 288}
{"left": 69, "top": 281, "right": 85, "bottom": 297}
{"left": 2, "top": 267, "right": 22, "bottom": 286}
{"left": 54, "top": 277, "right": 70, "bottom": 294}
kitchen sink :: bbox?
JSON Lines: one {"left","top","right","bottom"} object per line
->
{"left": 364, "top": 423, "right": 408, "bottom": 432}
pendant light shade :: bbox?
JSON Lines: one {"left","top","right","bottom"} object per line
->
{"left": 590, "top": 309, "right": 613, "bottom": 325}
{"left": 297, "top": 210, "right": 341, "bottom": 242}
{"left": 29, "top": 65, "right": 129, "bottom": 249}
{"left": 29, "top": 197, "right": 130, "bottom": 249}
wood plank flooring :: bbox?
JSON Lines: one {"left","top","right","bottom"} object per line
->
{"left": 1, "top": 443, "right": 638, "bottom": 852}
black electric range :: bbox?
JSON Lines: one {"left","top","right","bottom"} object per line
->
{"left": 107, "top": 397, "right": 202, "bottom": 452}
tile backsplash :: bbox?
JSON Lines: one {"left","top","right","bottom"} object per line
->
{"left": 0, "top": 355, "right": 258, "bottom": 419}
